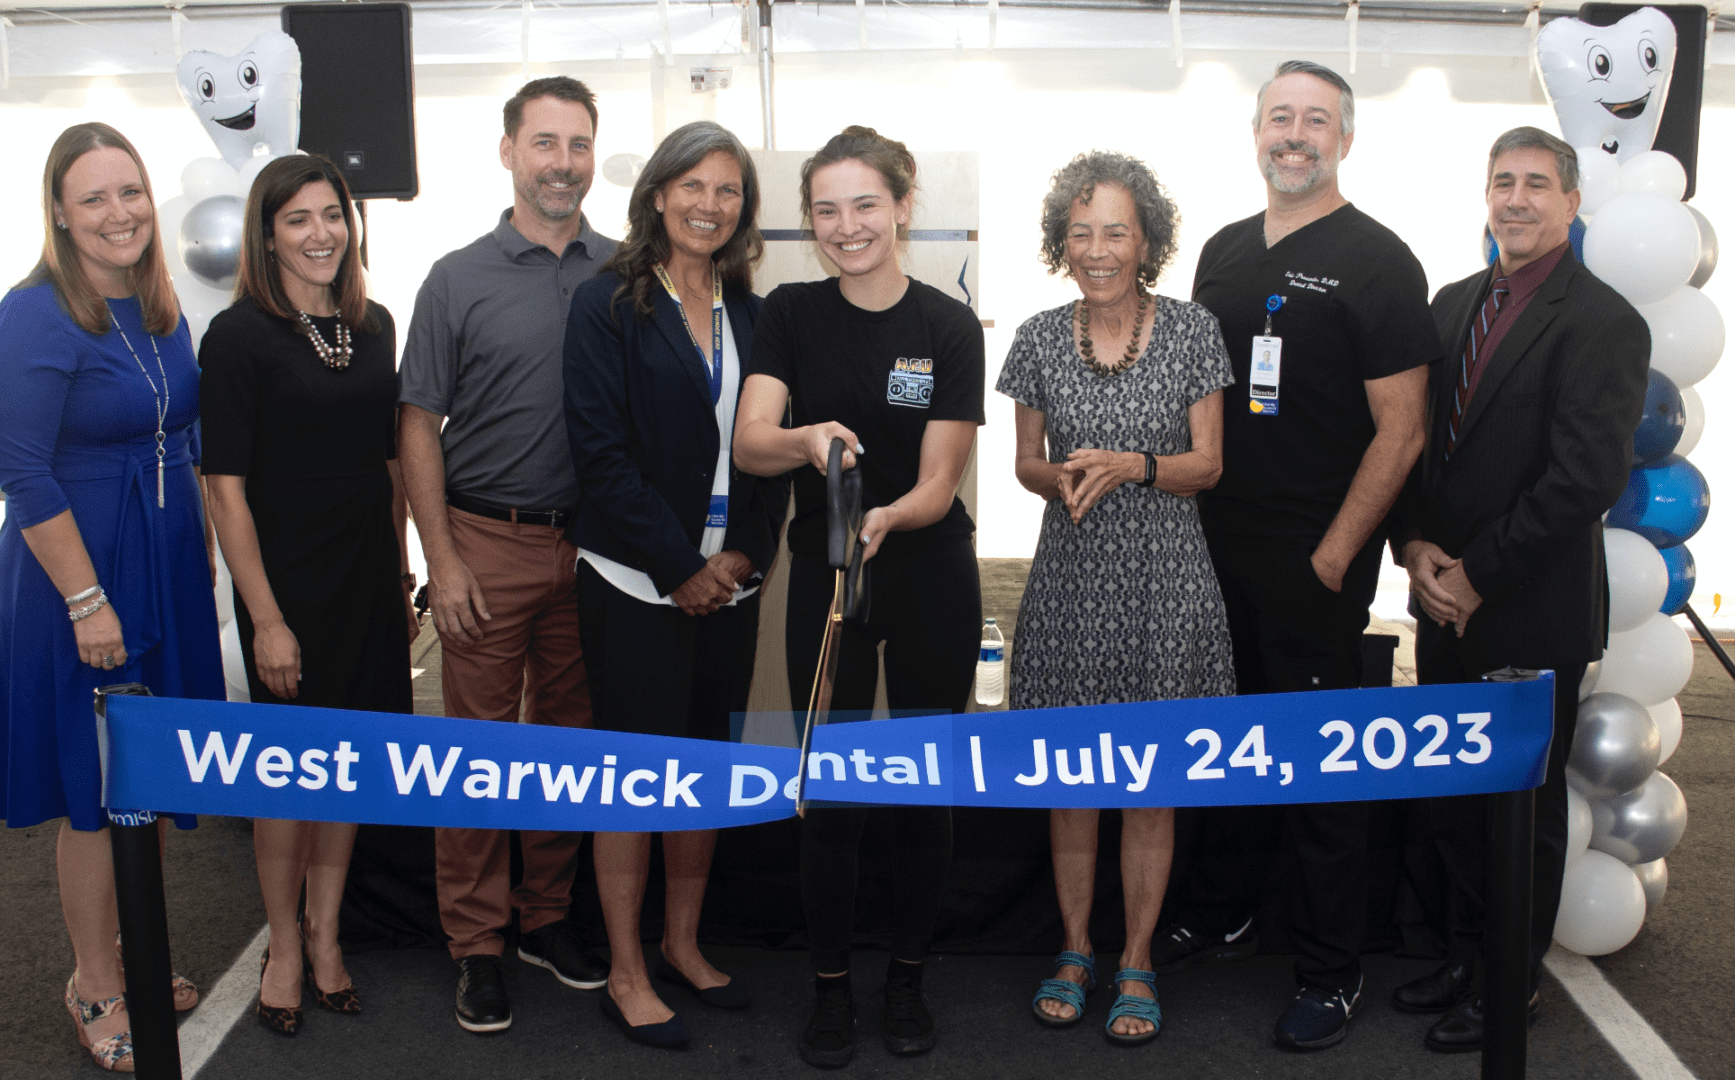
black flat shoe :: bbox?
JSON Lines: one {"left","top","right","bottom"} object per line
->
{"left": 655, "top": 954, "right": 752, "bottom": 1010}
{"left": 601, "top": 993, "right": 689, "bottom": 1048}
{"left": 256, "top": 952, "right": 301, "bottom": 1037}
{"left": 1423, "top": 991, "right": 1541, "bottom": 1053}
{"left": 1392, "top": 963, "right": 1473, "bottom": 1014}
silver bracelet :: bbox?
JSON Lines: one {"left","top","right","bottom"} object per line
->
{"left": 64, "top": 584, "right": 101, "bottom": 606}
{"left": 69, "top": 593, "right": 110, "bottom": 622}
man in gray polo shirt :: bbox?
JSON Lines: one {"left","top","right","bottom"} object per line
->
{"left": 398, "top": 75, "right": 618, "bottom": 1034}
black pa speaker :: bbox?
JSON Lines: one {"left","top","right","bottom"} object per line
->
{"left": 1578, "top": 3, "right": 1707, "bottom": 200}
{"left": 282, "top": 3, "right": 419, "bottom": 200}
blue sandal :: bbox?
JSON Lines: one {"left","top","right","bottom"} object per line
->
{"left": 1105, "top": 968, "right": 1162, "bottom": 1046}
{"left": 1031, "top": 950, "right": 1096, "bottom": 1028}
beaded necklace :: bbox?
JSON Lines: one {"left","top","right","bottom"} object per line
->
{"left": 297, "top": 309, "right": 353, "bottom": 370}
{"left": 1076, "top": 289, "right": 1151, "bottom": 377}
{"left": 105, "top": 300, "right": 170, "bottom": 508}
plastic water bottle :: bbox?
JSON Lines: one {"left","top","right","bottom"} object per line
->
{"left": 975, "top": 617, "right": 1006, "bottom": 706}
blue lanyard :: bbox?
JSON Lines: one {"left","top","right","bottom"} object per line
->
{"left": 654, "top": 263, "right": 724, "bottom": 406}
{"left": 1263, "top": 294, "right": 1285, "bottom": 336}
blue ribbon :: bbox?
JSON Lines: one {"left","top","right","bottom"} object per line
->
{"left": 99, "top": 675, "right": 1554, "bottom": 831}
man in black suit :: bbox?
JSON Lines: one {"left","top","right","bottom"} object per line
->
{"left": 1390, "top": 126, "right": 1650, "bottom": 1052}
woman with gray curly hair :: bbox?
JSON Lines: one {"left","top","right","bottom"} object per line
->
{"left": 996, "top": 150, "right": 1235, "bottom": 1046}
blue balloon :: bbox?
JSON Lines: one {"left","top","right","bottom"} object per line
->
{"left": 1633, "top": 368, "right": 1685, "bottom": 466}
{"left": 1608, "top": 454, "right": 1711, "bottom": 548}
{"left": 1659, "top": 543, "right": 1696, "bottom": 616}
{"left": 1485, "top": 216, "right": 1586, "bottom": 266}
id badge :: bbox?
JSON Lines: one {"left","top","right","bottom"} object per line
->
{"left": 1249, "top": 336, "right": 1282, "bottom": 416}
{"left": 706, "top": 494, "right": 729, "bottom": 529}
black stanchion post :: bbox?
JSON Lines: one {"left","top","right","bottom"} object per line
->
{"left": 95, "top": 685, "right": 184, "bottom": 1080}
{"left": 1482, "top": 787, "right": 1533, "bottom": 1079}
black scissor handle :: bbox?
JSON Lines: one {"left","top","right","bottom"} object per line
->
{"left": 826, "top": 438, "right": 850, "bottom": 570}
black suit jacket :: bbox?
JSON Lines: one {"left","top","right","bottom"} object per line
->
{"left": 1392, "top": 250, "right": 1649, "bottom": 669}
{"left": 563, "top": 269, "right": 789, "bottom": 597}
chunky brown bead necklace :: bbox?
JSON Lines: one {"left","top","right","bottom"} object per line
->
{"left": 1076, "top": 289, "right": 1150, "bottom": 377}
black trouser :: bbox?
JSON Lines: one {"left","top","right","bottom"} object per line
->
{"left": 1171, "top": 536, "right": 1383, "bottom": 992}
{"left": 1413, "top": 623, "right": 1584, "bottom": 997}
{"left": 785, "top": 537, "right": 980, "bottom": 974}
{"left": 575, "top": 559, "right": 760, "bottom": 739}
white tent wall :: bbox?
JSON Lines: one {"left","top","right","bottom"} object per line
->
{"left": 3, "top": 3, "right": 1732, "bottom": 629}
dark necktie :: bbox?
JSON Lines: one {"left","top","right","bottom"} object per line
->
{"left": 1446, "top": 275, "right": 1509, "bottom": 458}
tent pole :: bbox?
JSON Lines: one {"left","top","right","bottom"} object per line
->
{"left": 759, "top": 0, "right": 775, "bottom": 150}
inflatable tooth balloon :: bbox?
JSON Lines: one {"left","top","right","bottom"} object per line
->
{"left": 1583, "top": 193, "right": 1701, "bottom": 306}
{"left": 1567, "top": 785, "right": 1594, "bottom": 863}
{"left": 1686, "top": 204, "right": 1718, "bottom": 288}
{"left": 1579, "top": 659, "right": 1602, "bottom": 702}
{"left": 1537, "top": 8, "right": 1675, "bottom": 162}
{"left": 1638, "top": 286, "right": 1725, "bottom": 389}
{"left": 1674, "top": 385, "right": 1704, "bottom": 457}
{"left": 1658, "top": 542, "right": 1695, "bottom": 618}
{"left": 1597, "top": 610, "right": 1695, "bottom": 705}
{"left": 1567, "top": 692, "right": 1661, "bottom": 798}
{"left": 1554, "top": 849, "right": 1647, "bottom": 955}
{"left": 1630, "top": 368, "right": 1684, "bottom": 466}
{"left": 1575, "top": 147, "right": 1623, "bottom": 215}
{"left": 176, "top": 31, "right": 302, "bottom": 170}
{"left": 1590, "top": 769, "right": 1687, "bottom": 864}
{"left": 1619, "top": 149, "right": 1687, "bottom": 200}
{"left": 1607, "top": 453, "right": 1711, "bottom": 548}
{"left": 1632, "top": 857, "right": 1668, "bottom": 909}
{"left": 1647, "top": 696, "right": 1683, "bottom": 765}
{"left": 180, "top": 194, "right": 246, "bottom": 290}
{"left": 1603, "top": 528, "right": 1670, "bottom": 631}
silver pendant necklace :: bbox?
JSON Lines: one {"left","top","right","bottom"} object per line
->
{"left": 105, "top": 300, "right": 170, "bottom": 508}
{"left": 297, "top": 309, "right": 353, "bottom": 370}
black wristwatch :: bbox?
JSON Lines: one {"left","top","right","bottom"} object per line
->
{"left": 1138, "top": 452, "right": 1157, "bottom": 488}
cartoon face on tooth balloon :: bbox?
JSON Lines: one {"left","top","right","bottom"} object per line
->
{"left": 175, "top": 31, "right": 302, "bottom": 170}
{"left": 1537, "top": 7, "right": 1675, "bottom": 163}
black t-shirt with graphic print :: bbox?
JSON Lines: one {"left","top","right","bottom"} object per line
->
{"left": 750, "top": 276, "right": 985, "bottom": 556}
{"left": 1191, "top": 203, "right": 1439, "bottom": 545}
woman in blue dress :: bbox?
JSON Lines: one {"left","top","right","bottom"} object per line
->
{"left": 0, "top": 123, "right": 224, "bottom": 1072}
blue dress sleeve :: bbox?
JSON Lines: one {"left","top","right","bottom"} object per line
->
{"left": 0, "top": 289, "right": 81, "bottom": 529}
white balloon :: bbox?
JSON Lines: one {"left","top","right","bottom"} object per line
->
{"left": 1633, "top": 857, "right": 1668, "bottom": 909}
{"left": 1638, "top": 287, "right": 1725, "bottom": 388}
{"left": 1575, "top": 148, "right": 1623, "bottom": 216}
{"left": 1604, "top": 528, "right": 1669, "bottom": 633}
{"left": 1583, "top": 193, "right": 1701, "bottom": 307}
{"left": 1648, "top": 697, "right": 1683, "bottom": 764}
{"left": 1597, "top": 611, "right": 1695, "bottom": 705}
{"left": 173, "top": 274, "right": 233, "bottom": 350}
{"left": 236, "top": 151, "right": 281, "bottom": 200}
{"left": 1579, "top": 659, "right": 1602, "bottom": 701}
{"left": 1567, "top": 785, "right": 1594, "bottom": 863}
{"left": 180, "top": 156, "right": 241, "bottom": 202}
{"left": 1619, "top": 150, "right": 1688, "bottom": 201}
{"left": 220, "top": 617, "right": 251, "bottom": 703}
{"left": 155, "top": 195, "right": 193, "bottom": 278}
{"left": 1676, "top": 385, "right": 1705, "bottom": 456}
{"left": 1553, "top": 849, "right": 1647, "bottom": 955}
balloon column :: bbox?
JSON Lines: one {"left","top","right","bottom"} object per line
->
{"left": 165, "top": 30, "right": 304, "bottom": 702}
{"left": 1536, "top": 9, "right": 1717, "bottom": 957}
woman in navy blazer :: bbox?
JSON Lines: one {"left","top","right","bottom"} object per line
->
{"left": 563, "top": 120, "right": 787, "bottom": 1048}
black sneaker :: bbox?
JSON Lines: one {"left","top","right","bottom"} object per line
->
{"left": 454, "top": 955, "right": 512, "bottom": 1033}
{"left": 799, "top": 977, "right": 857, "bottom": 1068}
{"left": 1273, "top": 977, "right": 1361, "bottom": 1051}
{"left": 517, "top": 921, "right": 609, "bottom": 990}
{"left": 1149, "top": 917, "right": 1258, "bottom": 974}
{"left": 882, "top": 964, "right": 936, "bottom": 1056}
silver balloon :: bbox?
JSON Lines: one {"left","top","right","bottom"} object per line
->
{"left": 1633, "top": 857, "right": 1668, "bottom": 909}
{"left": 1590, "top": 770, "right": 1687, "bottom": 864}
{"left": 179, "top": 194, "right": 246, "bottom": 290}
{"left": 1687, "top": 203, "right": 1718, "bottom": 289}
{"left": 1567, "top": 692, "right": 1661, "bottom": 799}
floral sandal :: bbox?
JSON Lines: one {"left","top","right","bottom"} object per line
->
{"left": 1104, "top": 968, "right": 1162, "bottom": 1046}
{"left": 1031, "top": 950, "right": 1097, "bottom": 1028}
{"left": 116, "top": 932, "right": 198, "bottom": 1012}
{"left": 65, "top": 973, "right": 134, "bottom": 1072}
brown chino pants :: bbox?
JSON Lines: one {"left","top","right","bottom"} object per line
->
{"left": 434, "top": 506, "right": 592, "bottom": 959}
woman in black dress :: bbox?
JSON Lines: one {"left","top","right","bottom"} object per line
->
{"left": 200, "top": 155, "right": 416, "bottom": 1036}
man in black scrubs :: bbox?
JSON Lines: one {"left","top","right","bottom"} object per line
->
{"left": 1166, "top": 59, "right": 1436, "bottom": 1050}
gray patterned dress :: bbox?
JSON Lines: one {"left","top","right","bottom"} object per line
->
{"left": 996, "top": 297, "right": 1237, "bottom": 708}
